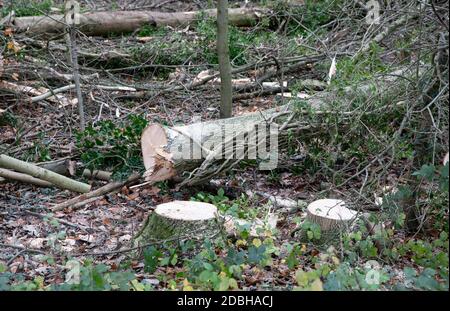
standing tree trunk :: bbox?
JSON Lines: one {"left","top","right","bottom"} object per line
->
{"left": 66, "top": 1, "right": 85, "bottom": 130}
{"left": 217, "top": 0, "right": 233, "bottom": 118}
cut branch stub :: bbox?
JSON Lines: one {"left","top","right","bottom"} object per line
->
{"left": 306, "top": 199, "right": 357, "bottom": 232}
{"left": 132, "top": 201, "right": 220, "bottom": 254}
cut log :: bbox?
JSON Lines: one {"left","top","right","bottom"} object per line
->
{"left": 12, "top": 8, "right": 268, "bottom": 37}
{"left": 82, "top": 169, "right": 112, "bottom": 181}
{"left": 132, "top": 201, "right": 220, "bottom": 251}
{"left": 38, "top": 158, "right": 76, "bottom": 176}
{"left": 141, "top": 107, "right": 281, "bottom": 186}
{"left": 0, "top": 154, "right": 91, "bottom": 193}
{"left": 141, "top": 67, "right": 421, "bottom": 187}
{"left": 305, "top": 199, "right": 357, "bottom": 232}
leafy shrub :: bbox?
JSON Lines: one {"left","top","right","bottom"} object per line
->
{"left": 75, "top": 114, "right": 148, "bottom": 180}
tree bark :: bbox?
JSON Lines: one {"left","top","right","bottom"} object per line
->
{"left": 52, "top": 173, "right": 140, "bottom": 211}
{"left": 0, "top": 154, "right": 91, "bottom": 193}
{"left": 132, "top": 201, "right": 220, "bottom": 255}
{"left": 217, "top": 0, "right": 233, "bottom": 118}
{"left": 12, "top": 8, "right": 267, "bottom": 37}
{"left": 141, "top": 67, "right": 420, "bottom": 187}
{"left": 0, "top": 168, "right": 52, "bottom": 187}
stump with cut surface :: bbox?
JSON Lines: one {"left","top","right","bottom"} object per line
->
{"left": 306, "top": 199, "right": 357, "bottom": 231}
{"left": 132, "top": 201, "right": 220, "bottom": 253}
{"left": 302, "top": 199, "right": 357, "bottom": 243}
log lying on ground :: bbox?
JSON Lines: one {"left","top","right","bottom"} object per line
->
{"left": 12, "top": 8, "right": 268, "bottom": 37}
{"left": 0, "top": 154, "right": 91, "bottom": 193}
{"left": 132, "top": 201, "right": 220, "bottom": 253}
{"left": 0, "top": 168, "right": 52, "bottom": 187}
{"left": 38, "top": 158, "right": 76, "bottom": 176}
{"left": 82, "top": 169, "right": 112, "bottom": 181}
{"left": 141, "top": 67, "right": 422, "bottom": 187}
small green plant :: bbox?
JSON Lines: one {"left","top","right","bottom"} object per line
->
{"left": 191, "top": 190, "right": 258, "bottom": 220}
{"left": 137, "top": 24, "right": 167, "bottom": 37}
{"left": 0, "top": 259, "right": 145, "bottom": 291}
{"left": 271, "top": 0, "right": 342, "bottom": 36}
{"left": 1, "top": 0, "right": 53, "bottom": 17}
{"left": 0, "top": 111, "right": 17, "bottom": 127}
{"left": 301, "top": 220, "right": 322, "bottom": 241}
{"left": 75, "top": 114, "right": 148, "bottom": 180}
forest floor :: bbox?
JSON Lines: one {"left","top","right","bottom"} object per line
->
{"left": 0, "top": 0, "right": 448, "bottom": 291}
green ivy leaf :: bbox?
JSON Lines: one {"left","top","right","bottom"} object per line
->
{"left": 143, "top": 246, "right": 162, "bottom": 273}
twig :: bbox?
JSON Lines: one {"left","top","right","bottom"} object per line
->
{"left": 31, "top": 84, "right": 76, "bottom": 102}
{"left": 52, "top": 173, "right": 141, "bottom": 211}
{"left": 0, "top": 243, "right": 45, "bottom": 254}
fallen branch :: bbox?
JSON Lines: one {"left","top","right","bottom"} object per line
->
{"left": 37, "top": 158, "right": 76, "bottom": 176}
{"left": 0, "top": 243, "right": 45, "bottom": 254}
{"left": 0, "top": 154, "right": 91, "bottom": 193}
{"left": 30, "top": 84, "right": 76, "bottom": 103}
{"left": 141, "top": 67, "right": 424, "bottom": 186}
{"left": 82, "top": 169, "right": 112, "bottom": 181}
{"left": 0, "top": 80, "right": 76, "bottom": 107}
{"left": 52, "top": 173, "right": 141, "bottom": 211}
{"left": 13, "top": 8, "right": 269, "bottom": 37}
{"left": 17, "top": 208, "right": 93, "bottom": 233}
{"left": 358, "top": 6, "right": 419, "bottom": 55}
{"left": 0, "top": 11, "right": 14, "bottom": 27}
{"left": 0, "top": 168, "right": 52, "bottom": 187}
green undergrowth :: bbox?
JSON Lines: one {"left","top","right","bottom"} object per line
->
{"left": 1, "top": 178, "right": 447, "bottom": 291}
{"left": 1, "top": 0, "right": 53, "bottom": 18}
{"left": 75, "top": 114, "right": 148, "bottom": 180}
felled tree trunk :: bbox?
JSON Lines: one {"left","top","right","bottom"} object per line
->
{"left": 141, "top": 67, "right": 419, "bottom": 187}
{"left": 132, "top": 201, "right": 220, "bottom": 252}
{"left": 12, "top": 8, "right": 268, "bottom": 37}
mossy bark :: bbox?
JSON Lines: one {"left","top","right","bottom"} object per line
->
{"left": 131, "top": 201, "right": 221, "bottom": 258}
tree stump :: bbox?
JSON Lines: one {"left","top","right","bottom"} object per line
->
{"left": 302, "top": 199, "right": 357, "bottom": 243}
{"left": 132, "top": 201, "right": 220, "bottom": 254}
